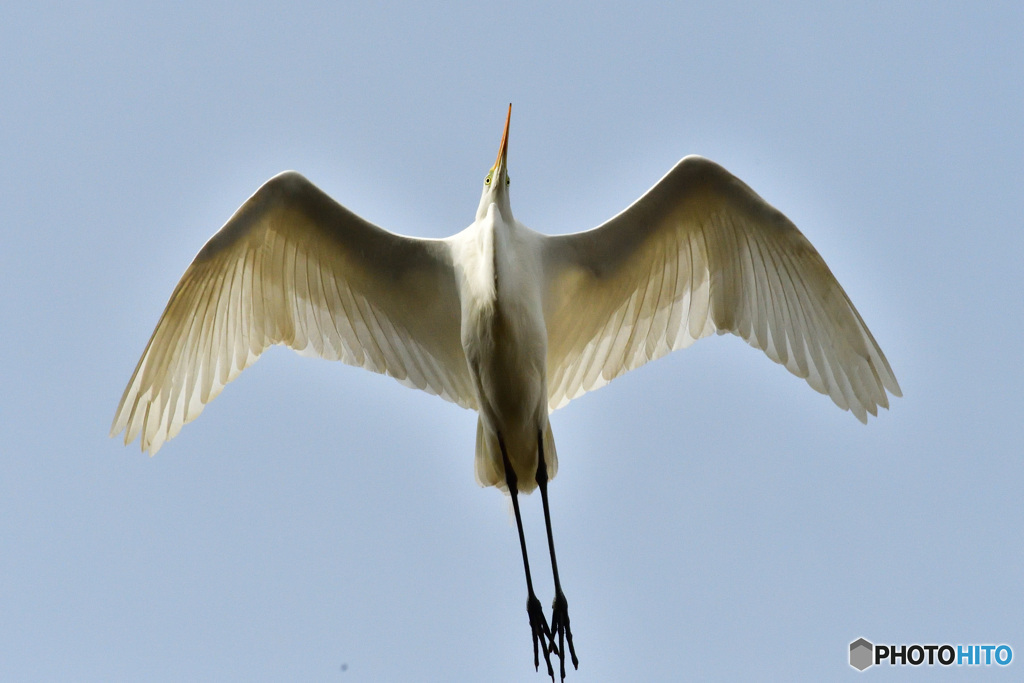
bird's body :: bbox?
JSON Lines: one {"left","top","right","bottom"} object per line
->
{"left": 111, "top": 105, "right": 899, "bottom": 680}
{"left": 454, "top": 131, "right": 557, "bottom": 491}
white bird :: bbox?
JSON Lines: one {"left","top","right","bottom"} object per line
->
{"left": 112, "top": 104, "right": 900, "bottom": 680}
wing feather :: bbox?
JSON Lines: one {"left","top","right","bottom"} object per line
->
{"left": 542, "top": 156, "right": 900, "bottom": 421}
{"left": 112, "top": 171, "right": 474, "bottom": 453}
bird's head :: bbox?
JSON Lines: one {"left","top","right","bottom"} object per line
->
{"left": 475, "top": 103, "right": 513, "bottom": 221}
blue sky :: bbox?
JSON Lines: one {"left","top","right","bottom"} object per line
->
{"left": 2, "top": 1, "right": 1021, "bottom": 680}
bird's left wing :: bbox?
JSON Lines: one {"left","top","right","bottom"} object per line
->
{"left": 112, "top": 171, "right": 474, "bottom": 454}
{"left": 541, "top": 156, "right": 900, "bottom": 421}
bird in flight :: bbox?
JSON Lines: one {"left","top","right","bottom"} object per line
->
{"left": 112, "top": 104, "right": 900, "bottom": 680}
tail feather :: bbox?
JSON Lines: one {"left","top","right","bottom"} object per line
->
{"left": 474, "top": 417, "right": 558, "bottom": 493}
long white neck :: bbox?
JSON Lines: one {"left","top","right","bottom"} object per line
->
{"left": 452, "top": 204, "right": 501, "bottom": 318}
{"left": 475, "top": 186, "right": 512, "bottom": 224}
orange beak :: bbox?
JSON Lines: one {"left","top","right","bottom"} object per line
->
{"left": 494, "top": 103, "right": 511, "bottom": 170}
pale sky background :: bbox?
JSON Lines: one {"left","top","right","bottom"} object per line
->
{"left": 2, "top": 1, "right": 1021, "bottom": 680}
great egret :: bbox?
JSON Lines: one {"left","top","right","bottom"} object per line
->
{"left": 112, "top": 104, "right": 900, "bottom": 680}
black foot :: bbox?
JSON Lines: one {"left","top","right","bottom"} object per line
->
{"left": 527, "top": 593, "right": 555, "bottom": 679}
{"left": 550, "top": 591, "right": 578, "bottom": 681}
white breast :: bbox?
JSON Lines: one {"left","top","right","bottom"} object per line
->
{"left": 448, "top": 205, "right": 553, "bottom": 488}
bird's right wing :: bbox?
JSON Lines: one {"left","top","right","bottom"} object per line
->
{"left": 541, "top": 156, "right": 900, "bottom": 421}
{"left": 112, "top": 171, "right": 475, "bottom": 454}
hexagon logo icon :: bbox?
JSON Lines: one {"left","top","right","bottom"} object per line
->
{"left": 850, "top": 638, "right": 874, "bottom": 671}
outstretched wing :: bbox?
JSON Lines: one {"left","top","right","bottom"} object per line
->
{"left": 542, "top": 155, "right": 901, "bottom": 421}
{"left": 112, "top": 171, "right": 474, "bottom": 453}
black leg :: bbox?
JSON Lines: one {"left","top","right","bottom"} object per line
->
{"left": 537, "top": 430, "right": 579, "bottom": 680}
{"left": 500, "top": 433, "right": 555, "bottom": 680}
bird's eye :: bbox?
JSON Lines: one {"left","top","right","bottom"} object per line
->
{"left": 506, "top": 175, "right": 510, "bottom": 187}
{"left": 484, "top": 173, "right": 492, "bottom": 186}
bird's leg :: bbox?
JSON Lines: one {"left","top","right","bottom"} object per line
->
{"left": 500, "top": 433, "right": 555, "bottom": 680}
{"left": 537, "top": 430, "right": 579, "bottom": 680}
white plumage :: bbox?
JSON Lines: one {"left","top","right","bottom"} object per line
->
{"left": 111, "top": 105, "right": 900, "bottom": 680}
{"left": 112, "top": 140, "right": 899, "bottom": 465}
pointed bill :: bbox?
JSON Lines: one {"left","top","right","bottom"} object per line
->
{"left": 494, "top": 103, "right": 511, "bottom": 171}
